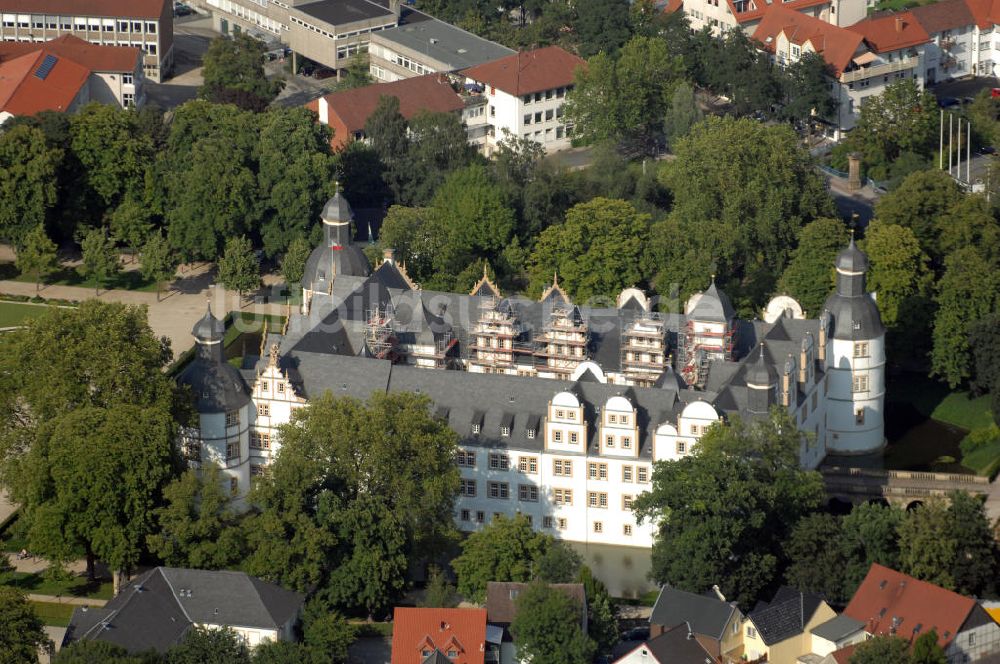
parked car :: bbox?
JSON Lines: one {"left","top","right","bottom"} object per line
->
{"left": 313, "top": 67, "right": 336, "bottom": 80}
{"left": 978, "top": 146, "right": 997, "bottom": 155}
{"left": 939, "top": 96, "right": 960, "bottom": 108}
{"left": 621, "top": 627, "right": 650, "bottom": 641}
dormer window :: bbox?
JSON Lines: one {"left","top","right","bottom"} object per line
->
{"left": 472, "top": 424, "right": 481, "bottom": 434}
{"left": 609, "top": 414, "right": 617, "bottom": 424}
{"left": 261, "top": 381, "right": 269, "bottom": 392}
{"left": 526, "top": 428, "right": 536, "bottom": 439}
{"left": 556, "top": 409, "right": 565, "bottom": 419}
{"left": 501, "top": 426, "right": 510, "bottom": 436}
{"left": 620, "top": 415, "right": 629, "bottom": 426}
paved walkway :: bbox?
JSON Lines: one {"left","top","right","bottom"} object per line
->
{"left": 28, "top": 593, "right": 107, "bottom": 606}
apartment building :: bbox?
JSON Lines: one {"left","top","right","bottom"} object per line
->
{"left": 459, "top": 46, "right": 584, "bottom": 154}
{"left": 0, "top": 35, "right": 144, "bottom": 122}
{"left": 0, "top": 0, "right": 172, "bottom": 82}
{"left": 669, "top": 0, "right": 869, "bottom": 35}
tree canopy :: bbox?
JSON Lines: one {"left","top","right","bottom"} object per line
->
{"left": 776, "top": 217, "right": 845, "bottom": 316}
{"left": 510, "top": 581, "right": 596, "bottom": 664}
{"left": 0, "top": 587, "right": 51, "bottom": 663}
{"left": 0, "top": 124, "right": 61, "bottom": 248}
{"left": 200, "top": 34, "right": 283, "bottom": 110}
{"left": 452, "top": 514, "right": 554, "bottom": 603}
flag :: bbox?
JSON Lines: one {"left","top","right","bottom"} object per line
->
{"left": 330, "top": 242, "right": 343, "bottom": 251}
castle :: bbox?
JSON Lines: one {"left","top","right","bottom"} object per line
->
{"left": 179, "top": 189, "right": 886, "bottom": 552}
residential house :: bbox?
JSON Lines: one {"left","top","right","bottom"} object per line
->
{"left": 459, "top": 46, "right": 584, "bottom": 154}
{"left": 368, "top": 14, "right": 513, "bottom": 83}
{"left": 841, "top": 563, "right": 1000, "bottom": 662}
{"left": 911, "top": 0, "right": 979, "bottom": 81}
{"left": 0, "top": 35, "right": 143, "bottom": 123}
{"left": 665, "top": 0, "right": 869, "bottom": 36}
{"left": 807, "top": 614, "right": 867, "bottom": 658}
{"left": 614, "top": 623, "right": 718, "bottom": 664}
{"left": 845, "top": 11, "right": 929, "bottom": 103}
{"left": 648, "top": 585, "right": 743, "bottom": 662}
{"left": 305, "top": 74, "right": 467, "bottom": 150}
{"left": 0, "top": 0, "right": 172, "bottom": 82}
{"left": 485, "top": 582, "right": 587, "bottom": 664}
{"left": 391, "top": 607, "right": 499, "bottom": 664}
{"left": 743, "top": 587, "right": 836, "bottom": 663}
{"left": 62, "top": 567, "right": 304, "bottom": 653}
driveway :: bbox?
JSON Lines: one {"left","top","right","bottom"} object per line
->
{"left": 348, "top": 636, "right": 391, "bottom": 664}
{"left": 145, "top": 15, "right": 215, "bottom": 109}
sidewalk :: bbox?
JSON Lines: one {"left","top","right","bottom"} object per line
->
{"left": 27, "top": 593, "right": 107, "bottom": 607}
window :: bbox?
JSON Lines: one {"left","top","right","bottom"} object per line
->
{"left": 557, "top": 517, "right": 567, "bottom": 529}
{"left": 122, "top": 93, "right": 135, "bottom": 108}
{"left": 258, "top": 403, "right": 270, "bottom": 417}
{"left": 534, "top": 92, "right": 542, "bottom": 102}
{"left": 230, "top": 477, "right": 239, "bottom": 496}
{"left": 250, "top": 464, "right": 265, "bottom": 479}
{"left": 620, "top": 415, "right": 629, "bottom": 426}
{"left": 460, "top": 479, "right": 477, "bottom": 497}
{"left": 526, "top": 428, "right": 535, "bottom": 439}
{"left": 277, "top": 382, "right": 285, "bottom": 394}
{"left": 554, "top": 488, "right": 573, "bottom": 505}
{"left": 131, "top": 21, "right": 142, "bottom": 32}
{"left": 599, "top": 463, "right": 608, "bottom": 480}
{"left": 553, "top": 430, "right": 562, "bottom": 443}
{"left": 566, "top": 411, "right": 575, "bottom": 421}
{"left": 545, "top": 89, "right": 553, "bottom": 99}
{"left": 606, "top": 434, "right": 615, "bottom": 447}
{"left": 557, "top": 86, "right": 565, "bottom": 98}
{"left": 553, "top": 459, "right": 572, "bottom": 477}
{"left": 146, "top": 21, "right": 156, "bottom": 34}
{"left": 519, "top": 485, "right": 538, "bottom": 502}
{"left": 519, "top": 456, "right": 538, "bottom": 473}
{"left": 587, "top": 491, "right": 607, "bottom": 508}
{"left": 226, "top": 441, "right": 239, "bottom": 460}
{"left": 543, "top": 516, "right": 554, "bottom": 528}
{"left": 969, "top": 632, "right": 976, "bottom": 646}
{"left": 500, "top": 426, "right": 510, "bottom": 437}
{"left": 609, "top": 414, "right": 617, "bottom": 424}
{"left": 556, "top": 409, "right": 565, "bottom": 419}
{"left": 226, "top": 411, "right": 239, "bottom": 427}
{"left": 623, "top": 494, "right": 634, "bottom": 509}
{"left": 260, "top": 380, "right": 269, "bottom": 393}
{"left": 588, "top": 462, "right": 597, "bottom": 479}
{"left": 569, "top": 431, "right": 578, "bottom": 444}
{"left": 476, "top": 511, "right": 485, "bottom": 523}
{"left": 854, "top": 342, "right": 870, "bottom": 358}
{"left": 677, "top": 441, "right": 686, "bottom": 454}
{"left": 622, "top": 465, "right": 633, "bottom": 482}
{"left": 250, "top": 431, "right": 271, "bottom": 450}
{"left": 623, "top": 524, "right": 633, "bottom": 536}
{"left": 534, "top": 111, "right": 542, "bottom": 123}
{"left": 461, "top": 509, "right": 470, "bottom": 521}
{"left": 622, "top": 436, "right": 632, "bottom": 449}
{"left": 488, "top": 481, "right": 509, "bottom": 499}
{"left": 456, "top": 450, "right": 476, "bottom": 467}
{"left": 747, "top": 626, "right": 757, "bottom": 638}
{"left": 852, "top": 374, "right": 870, "bottom": 393}
{"left": 523, "top": 94, "right": 531, "bottom": 104}
{"left": 472, "top": 423, "right": 481, "bottom": 434}
{"left": 638, "top": 466, "right": 649, "bottom": 483}
{"left": 856, "top": 408, "right": 865, "bottom": 425}
{"left": 118, "top": 20, "right": 129, "bottom": 31}
{"left": 489, "top": 453, "right": 510, "bottom": 470}
{"left": 523, "top": 114, "right": 531, "bottom": 125}
{"left": 791, "top": 45, "right": 800, "bottom": 56}
{"left": 593, "top": 521, "right": 603, "bottom": 533}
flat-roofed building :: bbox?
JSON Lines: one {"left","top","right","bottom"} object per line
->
{"left": 368, "top": 14, "right": 513, "bottom": 82}
{"left": 0, "top": 0, "right": 172, "bottom": 82}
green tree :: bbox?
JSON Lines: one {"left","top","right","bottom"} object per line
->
{"left": 70, "top": 103, "right": 155, "bottom": 208}
{"left": 970, "top": 314, "right": 1000, "bottom": 423}
{"left": 534, "top": 541, "right": 582, "bottom": 583}
{"left": 911, "top": 630, "right": 947, "bottom": 664}
{"left": 140, "top": 231, "right": 179, "bottom": 302}
{"left": 0, "top": 586, "right": 51, "bottom": 663}
{"left": 872, "top": 170, "right": 963, "bottom": 260}
{"left": 167, "top": 626, "right": 250, "bottom": 664}
{"left": 510, "top": 581, "right": 597, "bottom": 664}
{"left": 301, "top": 600, "right": 356, "bottom": 663}
{"left": 936, "top": 195, "right": 1000, "bottom": 266}
{"left": 931, "top": 247, "right": 1000, "bottom": 387}
{"left": 577, "top": 565, "right": 618, "bottom": 655}
{"left": 376, "top": 206, "right": 435, "bottom": 284}
{"left": 15, "top": 224, "right": 59, "bottom": 293}
{"left": 572, "top": 0, "right": 632, "bottom": 57}
{"left": 147, "top": 465, "right": 246, "bottom": 569}
{"left": 401, "top": 111, "right": 476, "bottom": 206}
{"left": 109, "top": 194, "right": 153, "bottom": 262}
{"left": 80, "top": 227, "right": 121, "bottom": 295}
{"left": 527, "top": 197, "right": 652, "bottom": 302}
{"left": 849, "top": 634, "right": 912, "bottom": 664}
{"left": 0, "top": 124, "right": 62, "bottom": 248}
{"left": 705, "top": 28, "right": 782, "bottom": 116}
{"left": 849, "top": 80, "right": 938, "bottom": 177}
{"left": 253, "top": 641, "right": 311, "bottom": 664}
{"left": 452, "top": 514, "right": 552, "bottom": 603}
{"left": 783, "top": 513, "right": 851, "bottom": 604}
{"left": 243, "top": 392, "right": 459, "bottom": 611}
{"left": 52, "top": 640, "right": 147, "bottom": 664}
{"left": 946, "top": 491, "right": 997, "bottom": 597}
{"left": 841, "top": 502, "right": 905, "bottom": 596}
{"left": 421, "top": 565, "right": 459, "bottom": 608}
{"left": 633, "top": 410, "right": 825, "bottom": 606}
{"left": 334, "top": 55, "right": 374, "bottom": 90}
{"left": 652, "top": 117, "right": 833, "bottom": 311}
{"left": 363, "top": 96, "right": 410, "bottom": 204}
{"left": 217, "top": 235, "right": 261, "bottom": 303}
{"left": 200, "top": 34, "right": 283, "bottom": 110}
{"left": 280, "top": 235, "right": 312, "bottom": 290}
{"left": 780, "top": 52, "right": 837, "bottom": 123}
{"left": 15, "top": 405, "right": 177, "bottom": 582}
{"left": 776, "top": 217, "right": 845, "bottom": 316}
{"left": 898, "top": 499, "right": 956, "bottom": 589}
{"left": 664, "top": 81, "right": 703, "bottom": 148}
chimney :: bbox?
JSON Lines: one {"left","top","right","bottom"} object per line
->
{"left": 389, "top": 0, "right": 401, "bottom": 19}
{"left": 799, "top": 341, "right": 808, "bottom": 384}
{"left": 317, "top": 96, "right": 329, "bottom": 125}
{"left": 895, "top": 16, "right": 904, "bottom": 32}
{"left": 383, "top": 247, "right": 395, "bottom": 264}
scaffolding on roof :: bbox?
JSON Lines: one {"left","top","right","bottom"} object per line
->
{"left": 365, "top": 304, "right": 397, "bottom": 361}
{"left": 620, "top": 311, "right": 668, "bottom": 387}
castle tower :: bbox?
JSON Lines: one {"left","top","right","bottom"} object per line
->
{"left": 300, "top": 185, "right": 371, "bottom": 314}
{"left": 822, "top": 238, "right": 886, "bottom": 455}
{"left": 746, "top": 343, "right": 777, "bottom": 415}
{"left": 177, "top": 303, "right": 253, "bottom": 501}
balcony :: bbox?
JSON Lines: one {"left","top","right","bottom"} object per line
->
{"left": 841, "top": 56, "right": 917, "bottom": 83}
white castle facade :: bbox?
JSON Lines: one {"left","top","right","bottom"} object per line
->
{"left": 179, "top": 191, "right": 886, "bottom": 557}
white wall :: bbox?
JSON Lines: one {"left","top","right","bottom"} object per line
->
{"left": 825, "top": 333, "right": 885, "bottom": 455}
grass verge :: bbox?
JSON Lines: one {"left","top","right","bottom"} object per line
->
{"left": 31, "top": 600, "right": 75, "bottom": 627}
{"left": 1, "top": 571, "right": 113, "bottom": 600}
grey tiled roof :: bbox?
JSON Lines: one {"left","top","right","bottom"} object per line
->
{"left": 649, "top": 586, "right": 736, "bottom": 640}
{"left": 811, "top": 614, "right": 864, "bottom": 642}
{"left": 748, "top": 587, "right": 824, "bottom": 646}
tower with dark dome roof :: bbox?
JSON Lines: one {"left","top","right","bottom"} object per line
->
{"left": 300, "top": 185, "right": 371, "bottom": 314}
{"left": 177, "top": 303, "right": 252, "bottom": 501}
{"left": 822, "top": 237, "right": 886, "bottom": 455}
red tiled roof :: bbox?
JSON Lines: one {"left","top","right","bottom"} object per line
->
{"left": 964, "top": 0, "right": 1000, "bottom": 28}
{"left": 730, "top": 0, "right": 832, "bottom": 25}
{"left": 842, "top": 564, "right": 976, "bottom": 649}
{"left": 0, "top": 49, "right": 90, "bottom": 116}
{"left": 460, "top": 46, "right": 584, "bottom": 96}
{"left": 391, "top": 607, "right": 487, "bottom": 664}
{"left": 910, "top": 0, "right": 976, "bottom": 33}
{"left": 313, "top": 74, "right": 464, "bottom": 134}
{"left": 663, "top": 0, "right": 684, "bottom": 13}
{"left": 847, "top": 11, "right": 930, "bottom": 52}
{"left": 0, "top": 0, "right": 167, "bottom": 19}
{"left": 753, "top": 5, "right": 864, "bottom": 75}
{"left": 0, "top": 35, "right": 140, "bottom": 72}
{"left": 830, "top": 644, "right": 857, "bottom": 664}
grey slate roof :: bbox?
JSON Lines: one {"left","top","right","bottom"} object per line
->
{"left": 321, "top": 189, "right": 354, "bottom": 223}
{"left": 835, "top": 238, "right": 868, "bottom": 273}
{"left": 178, "top": 306, "right": 251, "bottom": 414}
{"left": 688, "top": 281, "right": 735, "bottom": 322}
{"left": 64, "top": 567, "right": 304, "bottom": 654}
{"left": 373, "top": 14, "right": 514, "bottom": 71}
{"left": 635, "top": 624, "right": 717, "bottom": 664}
{"left": 486, "top": 582, "right": 586, "bottom": 626}
{"left": 649, "top": 586, "right": 737, "bottom": 640}
{"left": 191, "top": 304, "right": 224, "bottom": 342}
{"left": 294, "top": 0, "right": 392, "bottom": 26}
{"left": 421, "top": 649, "right": 453, "bottom": 664}
{"left": 748, "top": 587, "right": 824, "bottom": 646}
{"left": 811, "top": 614, "right": 864, "bottom": 642}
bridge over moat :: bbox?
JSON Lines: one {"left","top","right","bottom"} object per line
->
{"left": 820, "top": 465, "right": 992, "bottom": 509}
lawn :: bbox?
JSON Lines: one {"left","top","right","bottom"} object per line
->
{"left": 0, "top": 262, "right": 159, "bottom": 293}
{"left": 1, "top": 571, "right": 113, "bottom": 600}
{"left": 30, "top": 600, "right": 76, "bottom": 627}
{"left": 0, "top": 301, "right": 68, "bottom": 328}
{"left": 886, "top": 374, "right": 993, "bottom": 431}
{"left": 874, "top": 0, "right": 937, "bottom": 10}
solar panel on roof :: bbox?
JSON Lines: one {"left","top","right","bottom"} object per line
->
{"left": 34, "top": 54, "right": 57, "bottom": 80}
